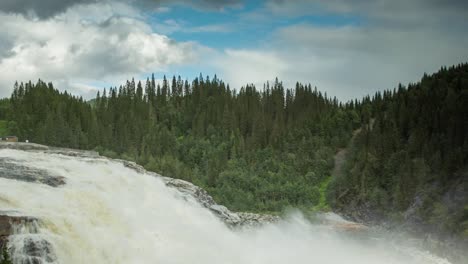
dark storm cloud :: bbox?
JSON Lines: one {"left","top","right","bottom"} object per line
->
{"left": 0, "top": 0, "right": 99, "bottom": 19}
{"left": 0, "top": 36, "right": 15, "bottom": 60}
{"left": 0, "top": 0, "right": 244, "bottom": 19}
{"left": 267, "top": 0, "right": 468, "bottom": 18}
{"left": 427, "top": 0, "right": 468, "bottom": 9}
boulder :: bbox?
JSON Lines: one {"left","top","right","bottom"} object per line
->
{"left": 0, "top": 158, "right": 65, "bottom": 187}
{"left": 0, "top": 213, "right": 38, "bottom": 259}
{"left": 0, "top": 212, "right": 57, "bottom": 264}
{"left": 0, "top": 213, "right": 38, "bottom": 248}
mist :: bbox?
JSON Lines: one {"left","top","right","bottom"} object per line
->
{"left": 0, "top": 149, "right": 452, "bottom": 264}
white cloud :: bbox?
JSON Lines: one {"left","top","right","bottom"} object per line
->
{"left": 277, "top": 23, "right": 468, "bottom": 100}
{"left": 152, "top": 18, "right": 233, "bottom": 35}
{"left": 213, "top": 49, "right": 289, "bottom": 90}
{"left": 211, "top": 22, "right": 468, "bottom": 100}
{"left": 213, "top": 0, "right": 468, "bottom": 100}
{"left": 1, "top": 0, "right": 467, "bottom": 101}
{"left": 186, "top": 24, "right": 233, "bottom": 33}
{"left": 0, "top": 3, "right": 200, "bottom": 98}
{"left": 154, "top": 6, "right": 171, "bottom": 13}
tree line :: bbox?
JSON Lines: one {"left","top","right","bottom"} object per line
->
{"left": 1, "top": 64, "right": 467, "bottom": 236}
{"left": 1, "top": 75, "right": 356, "bottom": 212}
{"left": 330, "top": 63, "right": 468, "bottom": 236}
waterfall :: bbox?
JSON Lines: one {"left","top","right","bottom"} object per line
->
{"left": 0, "top": 148, "right": 455, "bottom": 264}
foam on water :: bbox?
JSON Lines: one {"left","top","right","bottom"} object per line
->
{"left": 0, "top": 149, "right": 454, "bottom": 264}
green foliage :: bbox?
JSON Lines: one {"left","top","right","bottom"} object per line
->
{"left": 332, "top": 63, "right": 468, "bottom": 235}
{"left": 1, "top": 246, "right": 12, "bottom": 264}
{"left": 4, "top": 76, "right": 354, "bottom": 212}
{"left": 0, "top": 120, "right": 8, "bottom": 137}
{"left": 313, "top": 176, "right": 332, "bottom": 211}
{"left": 5, "top": 63, "right": 466, "bottom": 229}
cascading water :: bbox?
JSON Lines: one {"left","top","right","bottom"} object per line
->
{"left": 0, "top": 148, "right": 456, "bottom": 264}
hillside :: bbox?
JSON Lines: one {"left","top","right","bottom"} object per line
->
{"left": 0, "top": 64, "right": 467, "bottom": 238}
{"left": 330, "top": 63, "right": 468, "bottom": 238}
{"left": 0, "top": 77, "right": 357, "bottom": 212}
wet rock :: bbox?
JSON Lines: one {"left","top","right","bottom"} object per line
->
{"left": 10, "top": 237, "right": 57, "bottom": 264}
{"left": 0, "top": 142, "right": 49, "bottom": 151}
{"left": 236, "top": 212, "right": 279, "bottom": 227}
{"left": 162, "top": 177, "right": 279, "bottom": 227}
{"left": 0, "top": 212, "right": 57, "bottom": 264}
{"left": 0, "top": 213, "right": 37, "bottom": 256}
{"left": 48, "top": 147, "right": 99, "bottom": 158}
{"left": 118, "top": 159, "right": 147, "bottom": 174}
{"left": 163, "top": 177, "right": 238, "bottom": 224}
{"left": 0, "top": 213, "right": 38, "bottom": 240}
{"left": 0, "top": 158, "right": 65, "bottom": 187}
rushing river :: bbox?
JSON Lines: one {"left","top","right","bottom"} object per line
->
{"left": 0, "top": 148, "right": 455, "bottom": 264}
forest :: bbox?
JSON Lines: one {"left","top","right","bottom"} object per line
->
{"left": 0, "top": 64, "right": 467, "bottom": 236}
{"left": 330, "top": 64, "right": 468, "bottom": 236}
{"left": 1, "top": 75, "right": 357, "bottom": 212}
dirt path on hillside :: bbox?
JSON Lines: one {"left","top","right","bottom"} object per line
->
{"left": 332, "top": 128, "right": 362, "bottom": 179}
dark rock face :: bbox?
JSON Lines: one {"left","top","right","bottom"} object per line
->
{"left": 0, "top": 214, "right": 38, "bottom": 247}
{"left": 0, "top": 213, "right": 57, "bottom": 264}
{"left": 10, "top": 237, "right": 56, "bottom": 264}
{"left": 0, "top": 158, "right": 65, "bottom": 187}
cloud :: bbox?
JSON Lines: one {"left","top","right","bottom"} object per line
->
{"left": 213, "top": 49, "right": 289, "bottom": 90}
{"left": 186, "top": 24, "right": 233, "bottom": 33}
{"left": 213, "top": 20, "right": 468, "bottom": 100}
{"left": 153, "top": 18, "right": 233, "bottom": 35}
{"left": 216, "top": 0, "right": 468, "bottom": 100}
{"left": 0, "top": 0, "right": 244, "bottom": 19}
{"left": 266, "top": 0, "right": 468, "bottom": 14}
{"left": 265, "top": 0, "right": 468, "bottom": 26}
{"left": 159, "top": 0, "right": 243, "bottom": 11}
{"left": 0, "top": 3, "right": 201, "bottom": 98}
{"left": 275, "top": 23, "right": 468, "bottom": 99}
{"left": 1, "top": 0, "right": 467, "bottom": 102}
{"left": 0, "top": 0, "right": 99, "bottom": 19}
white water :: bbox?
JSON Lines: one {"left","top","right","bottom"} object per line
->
{"left": 0, "top": 149, "right": 453, "bottom": 264}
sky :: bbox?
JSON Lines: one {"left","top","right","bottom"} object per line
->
{"left": 0, "top": 0, "right": 467, "bottom": 100}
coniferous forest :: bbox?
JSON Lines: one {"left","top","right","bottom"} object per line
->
{"left": 0, "top": 64, "right": 467, "bottom": 236}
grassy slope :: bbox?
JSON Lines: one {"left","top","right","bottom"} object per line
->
{"left": 313, "top": 176, "right": 332, "bottom": 211}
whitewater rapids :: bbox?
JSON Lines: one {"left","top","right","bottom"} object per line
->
{"left": 0, "top": 148, "right": 454, "bottom": 264}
